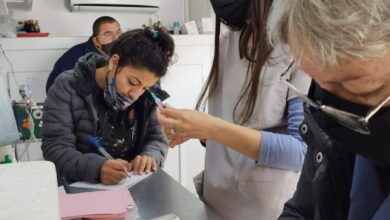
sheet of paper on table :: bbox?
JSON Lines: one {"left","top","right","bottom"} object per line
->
{"left": 69, "top": 171, "right": 152, "bottom": 190}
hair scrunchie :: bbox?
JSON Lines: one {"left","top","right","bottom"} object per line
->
{"left": 150, "top": 28, "right": 158, "bottom": 39}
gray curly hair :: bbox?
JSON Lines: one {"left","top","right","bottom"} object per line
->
{"left": 267, "top": 0, "right": 390, "bottom": 65}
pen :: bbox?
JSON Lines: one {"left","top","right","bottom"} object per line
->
{"left": 86, "top": 134, "right": 114, "bottom": 159}
{"left": 148, "top": 89, "right": 164, "bottom": 108}
{"left": 85, "top": 134, "right": 131, "bottom": 178}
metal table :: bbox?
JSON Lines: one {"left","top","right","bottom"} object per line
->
{"left": 69, "top": 169, "right": 221, "bottom": 220}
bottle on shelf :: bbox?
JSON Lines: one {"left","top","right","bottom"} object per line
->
{"left": 173, "top": 21, "right": 180, "bottom": 35}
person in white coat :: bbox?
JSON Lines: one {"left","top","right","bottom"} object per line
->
{"left": 157, "top": 0, "right": 311, "bottom": 219}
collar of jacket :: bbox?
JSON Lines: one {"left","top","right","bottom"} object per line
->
{"left": 307, "top": 81, "right": 390, "bottom": 166}
{"left": 70, "top": 52, "right": 107, "bottom": 97}
{"left": 86, "top": 37, "right": 100, "bottom": 54}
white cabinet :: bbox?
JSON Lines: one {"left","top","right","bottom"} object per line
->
{"left": 159, "top": 37, "right": 214, "bottom": 193}
{"left": 0, "top": 37, "right": 87, "bottom": 102}
{"left": 0, "top": 35, "right": 214, "bottom": 194}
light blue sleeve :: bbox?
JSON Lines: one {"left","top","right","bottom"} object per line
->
{"left": 256, "top": 97, "right": 307, "bottom": 172}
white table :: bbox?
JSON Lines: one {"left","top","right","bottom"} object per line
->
{"left": 0, "top": 161, "right": 60, "bottom": 220}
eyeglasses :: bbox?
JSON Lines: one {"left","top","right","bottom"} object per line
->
{"left": 280, "top": 61, "right": 390, "bottom": 135}
{"left": 99, "top": 30, "right": 122, "bottom": 38}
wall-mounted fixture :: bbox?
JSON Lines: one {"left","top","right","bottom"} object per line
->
{"left": 69, "top": 0, "right": 161, "bottom": 13}
{"left": 0, "top": 0, "right": 33, "bottom": 14}
{"left": 0, "top": 0, "right": 8, "bottom": 15}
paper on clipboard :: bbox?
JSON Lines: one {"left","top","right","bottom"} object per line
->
{"left": 69, "top": 171, "right": 152, "bottom": 190}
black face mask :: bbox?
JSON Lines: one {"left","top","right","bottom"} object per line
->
{"left": 210, "top": 0, "right": 250, "bottom": 29}
{"left": 310, "top": 84, "right": 390, "bottom": 166}
{"left": 95, "top": 36, "right": 114, "bottom": 55}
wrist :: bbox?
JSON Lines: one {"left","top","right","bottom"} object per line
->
{"left": 205, "top": 115, "right": 225, "bottom": 142}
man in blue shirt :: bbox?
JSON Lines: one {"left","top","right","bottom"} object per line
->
{"left": 46, "top": 16, "right": 121, "bottom": 92}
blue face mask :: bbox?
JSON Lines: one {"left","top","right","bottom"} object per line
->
{"left": 103, "top": 68, "right": 135, "bottom": 110}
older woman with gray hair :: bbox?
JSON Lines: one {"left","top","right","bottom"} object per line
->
{"left": 268, "top": 0, "right": 390, "bottom": 219}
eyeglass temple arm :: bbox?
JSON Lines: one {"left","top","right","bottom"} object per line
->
{"left": 282, "top": 79, "right": 320, "bottom": 109}
{"left": 363, "top": 95, "right": 390, "bottom": 122}
{"left": 280, "top": 61, "right": 322, "bottom": 109}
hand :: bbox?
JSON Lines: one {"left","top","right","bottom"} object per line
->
{"left": 167, "top": 136, "right": 190, "bottom": 148}
{"left": 100, "top": 159, "right": 129, "bottom": 185}
{"left": 156, "top": 106, "right": 215, "bottom": 147}
{"left": 128, "top": 155, "right": 157, "bottom": 175}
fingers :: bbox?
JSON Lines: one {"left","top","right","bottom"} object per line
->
{"left": 157, "top": 105, "right": 196, "bottom": 145}
{"left": 131, "top": 155, "right": 157, "bottom": 175}
{"left": 100, "top": 170, "right": 122, "bottom": 185}
{"left": 158, "top": 105, "right": 180, "bottom": 118}
{"left": 112, "top": 159, "right": 129, "bottom": 174}
{"left": 136, "top": 156, "right": 148, "bottom": 175}
{"left": 157, "top": 105, "right": 190, "bottom": 138}
{"left": 115, "top": 158, "right": 129, "bottom": 164}
{"left": 101, "top": 175, "right": 119, "bottom": 185}
{"left": 156, "top": 108, "right": 173, "bottom": 128}
{"left": 162, "top": 103, "right": 171, "bottom": 108}
{"left": 152, "top": 160, "right": 157, "bottom": 172}
{"left": 132, "top": 155, "right": 141, "bottom": 175}
{"left": 127, "top": 162, "right": 133, "bottom": 171}
{"left": 167, "top": 136, "right": 189, "bottom": 147}
{"left": 157, "top": 106, "right": 185, "bottom": 126}
{"left": 100, "top": 160, "right": 128, "bottom": 185}
{"left": 144, "top": 158, "right": 153, "bottom": 173}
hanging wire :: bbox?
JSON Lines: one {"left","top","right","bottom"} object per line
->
{"left": 0, "top": 43, "right": 19, "bottom": 88}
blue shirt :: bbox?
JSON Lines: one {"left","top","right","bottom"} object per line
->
{"left": 257, "top": 97, "right": 307, "bottom": 171}
{"left": 348, "top": 155, "right": 390, "bottom": 220}
{"left": 46, "top": 37, "right": 99, "bottom": 92}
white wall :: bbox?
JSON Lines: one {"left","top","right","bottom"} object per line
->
{"left": 188, "top": 0, "right": 213, "bottom": 22}
{"left": 11, "top": 0, "right": 185, "bottom": 36}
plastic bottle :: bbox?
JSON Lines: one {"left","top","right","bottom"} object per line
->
{"left": 173, "top": 22, "right": 180, "bottom": 35}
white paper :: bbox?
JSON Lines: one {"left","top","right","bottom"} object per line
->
{"left": 58, "top": 186, "right": 66, "bottom": 195}
{"left": 69, "top": 172, "right": 152, "bottom": 190}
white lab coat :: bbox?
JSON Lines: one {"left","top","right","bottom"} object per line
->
{"left": 197, "top": 29, "right": 311, "bottom": 220}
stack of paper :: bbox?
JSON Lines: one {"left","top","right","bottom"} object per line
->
{"left": 59, "top": 187, "right": 134, "bottom": 220}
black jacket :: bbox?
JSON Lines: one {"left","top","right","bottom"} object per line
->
{"left": 279, "top": 83, "right": 390, "bottom": 220}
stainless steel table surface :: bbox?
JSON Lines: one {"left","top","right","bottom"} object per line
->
{"left": 68, "top": 169, "right": 222, "bottom": 220}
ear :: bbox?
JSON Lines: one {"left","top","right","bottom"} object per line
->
{"left": 108, "top": 54, "right": 120, "bottom": 71}
{"left": 92, "top": 36, "right": 98, "bottom": 45}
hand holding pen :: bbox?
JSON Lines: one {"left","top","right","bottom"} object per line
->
{"left": 100, "top": 160, "right": 130, "bottom": 185}
{"left": 85, "top": 135, "right": 130, "bottom": 185}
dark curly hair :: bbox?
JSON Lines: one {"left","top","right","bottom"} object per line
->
{"left": 108, "top": 27, "right": 175, "bottom": 77}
